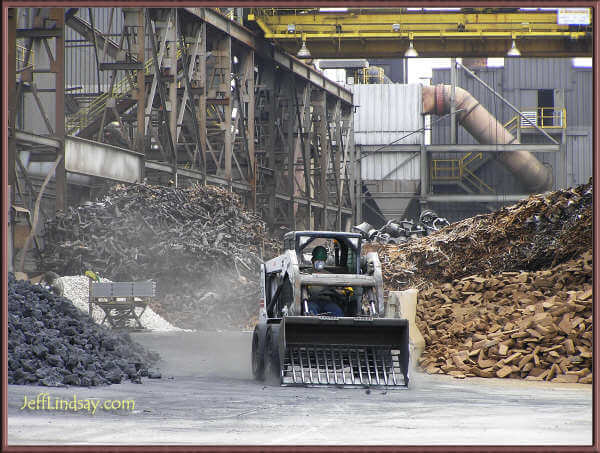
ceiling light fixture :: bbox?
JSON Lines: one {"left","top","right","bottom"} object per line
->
{"left": 404, "top": 39, "right": 418, "bottom": 57}
{"left": 506, "top": 39, "right": 521, "bottom": 57}
{"left": 297, "top": 40, "right": 311, "bottom": 58}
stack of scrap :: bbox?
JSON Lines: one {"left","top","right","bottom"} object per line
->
{"left": 373, "top": 180, "right": 592, "bottom": 291}
{"left": 41, "top": 183, "right": 279, "bottom": 330}
{"left": 416, "top": 251, "right": 592, "bottom": 383}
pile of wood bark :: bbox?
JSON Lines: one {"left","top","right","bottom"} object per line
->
{"left": 371, "top": 181, "right": 593, "bottom": 384}
{"left": 416, "top": 250, "right": 592, "bottom": 383}
{"left": 373, "top": 179, "right": 592, "bottom": 291}
{"left": 41, "top": 183, "right": 279, "bottom": 330}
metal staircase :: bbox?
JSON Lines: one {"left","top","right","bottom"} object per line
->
{"left": 430, "top": 151, "right": 494, "bottom": 194}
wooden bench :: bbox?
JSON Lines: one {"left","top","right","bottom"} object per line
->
{"left": 88, "top": 281, "right": 156, "bottom": 329}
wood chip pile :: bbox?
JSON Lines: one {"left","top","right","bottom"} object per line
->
{"left": 41, "top": 183, "right": 279, "bottom": 330}
{"left": 416, "top": 251, "right": 592, "bottom": 383}
{"left": 373, "top": 180, "right": 592, "bottom": 291}
{"left": 369, "top": 180, "right": 593, "bottom": 383}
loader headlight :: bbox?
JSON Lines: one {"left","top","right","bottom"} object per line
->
{"left": 314, "top": 260, "right": 325, "bottom": 271}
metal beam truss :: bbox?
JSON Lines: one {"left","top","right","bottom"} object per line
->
{"left": 248, "top": 8, "right": 592, "bottom": 58}
{"left": 11, "top": 7, "right": 355, "bottom": 232}
{"left": 10, "top": 8, "right": 66, "bottom": 214}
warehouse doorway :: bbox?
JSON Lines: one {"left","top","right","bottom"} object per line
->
{"left": 538, "top": 89, "right": 554, "bottom": 127}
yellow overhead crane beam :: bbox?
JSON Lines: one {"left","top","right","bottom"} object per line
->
{"left": 247, "top": 9, "right": 592, "bottom": 58}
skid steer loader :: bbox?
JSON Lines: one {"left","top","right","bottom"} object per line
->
{"left": 251, "top": 231, "right": 410, "bottom": 388}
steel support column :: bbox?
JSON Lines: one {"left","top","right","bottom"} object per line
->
{"left": 168, "top": 11, "right": 178, "bottom": 184}
{"left": 53, "top": 8, "right": 66, "bottom": 211}
{"left": 239, "top": 47, "right": 255, "bottom": 208}
{"left": 313, "top": 91, "right": 330, "bottom": 229}
{"left": 198, "top": 22, "right": 207, "bottom": 182}
{"left": 8, "top": 9, "right": 17, "bottom": 187}
{"left": 136, "top": 9, "right": 146, "bottom": 157}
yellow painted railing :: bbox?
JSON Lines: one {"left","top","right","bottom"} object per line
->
{"left": 504, "top": 107, "right": 567, "bottom": 135}
{"left": 520, "top": 107, "right": 566, "bottom": 129}
{"left": 431, "top": 151, "right": 493, "bottom": 193}
{"left": 430, "top": 159, "right": 460, "bottom": 181}
{"left": 353, "top": 67, "right": 384, "bottom": 84}
{"left": 16, "top": 44, "right": 34, "bottom": 70}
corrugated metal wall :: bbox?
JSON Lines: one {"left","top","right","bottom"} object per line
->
{"left": 503, "top": 58, "right": 572, "bottom": 90}
{"left": 351, "top": 84, "right": 423, "bottom": 222}
{"left": 351, "top": 84, "right": 423, "bottom": 145}
{"left": 567, "top": 69, "right": 593, "bottom": 127}
{"left": 359, "top": 147, "right": 420, "bottom": 180}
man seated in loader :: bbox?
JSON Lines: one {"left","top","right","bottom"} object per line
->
{"left": 306, "top": 245, "right": 344, "bottom": 317}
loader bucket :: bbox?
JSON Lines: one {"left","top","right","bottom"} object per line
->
{"left": 279, "top": 316, "right": 410, "bottom": 388}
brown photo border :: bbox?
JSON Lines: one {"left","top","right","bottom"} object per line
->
{"left": 2, "top": 0, "right": 598, "bottom": 452}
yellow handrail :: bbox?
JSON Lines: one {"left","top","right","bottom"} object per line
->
{"left": 462, "top": 167, "right": 495, "bottom": 193}
{"left": 16, "top": 44, "right": 34, "bottom": 69}
{"left": 431, "top": 159, "right": 460, "bottom": 180}
{"left": 519, "top": 107, "right": 566, "bottom": 129}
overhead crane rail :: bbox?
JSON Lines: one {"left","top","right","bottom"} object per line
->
{"left": 247, "top": 8, "right": 592, "bottom": 58}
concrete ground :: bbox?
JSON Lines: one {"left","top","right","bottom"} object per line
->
{"left": 7, "top": 331, "right": 593, "bottom": 446}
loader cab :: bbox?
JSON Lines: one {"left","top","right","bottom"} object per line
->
{"left": 284, "top": 231, "right": 362, "bottom": 275}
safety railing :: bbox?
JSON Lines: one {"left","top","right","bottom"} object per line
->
{"left": 430, "top": 159, "right": 460, "bottom": 181}
{"left": 504, "top": 116, "right": 519, "bottom": 134}
{"left": 504, "top": 108, "right": 566, "bottom": 134}
{"left": 16, "top": 44, "right": 34, "bottom": 70}
{"left": 353, "top": 67, "right": 384, "bottom": 85}
{"left": 521, "top": 107, "right": 566, "bottom": 129}
{"left": 431, "top": 151, "right": 493, "bottom": 193}
{"left": 462, "top": 166, "right": 494, "bottom": 194}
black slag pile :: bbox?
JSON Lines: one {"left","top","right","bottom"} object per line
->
{"left": 41, "top": 183, "right": 279, "bottom": 330}
{"left": 8, "top": 273, "right": 159, "bottom": 387}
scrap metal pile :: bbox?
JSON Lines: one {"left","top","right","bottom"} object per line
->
{"left": 374, "top": 180, "right": 593, "bottom": 383}
{"left": 353, "top": 210, "right": 450, "bottom": 245}
{"left": 8, "top": 273, "right": 160, "bottom": 386}
{"left": 41, "top": 183, "right": 279, "bottom": 330}
{"left": 374, "top": 180, "right": 592, "bottom": 290}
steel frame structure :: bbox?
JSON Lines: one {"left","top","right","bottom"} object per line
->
{"left": 247, "top": 8, "right": 592, "bottom": 58}
{"left": 7, "top": 7, "right": 355, "bottom": 237}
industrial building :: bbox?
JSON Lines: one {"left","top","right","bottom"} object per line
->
{"left": 355, "top": 57, "right": 593, "bottom": 224}
{"left": 4, "top": 7, "right": 595, "bottom": 445}
{"left": 6, "top": 7, "right": 593, "bottom": 270}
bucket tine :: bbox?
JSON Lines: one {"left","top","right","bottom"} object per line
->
{"left": 365, "top": 349, "right": 372, "bottom": 385}
{"left": 373, "top": 351, "right": 380, "bottom": 385}
{"left": 298, "top": 348, "right": 306, "bottom": 384}
{"left": 331, "top": 349, "right": 338, "bottom": 385}
{"left": 291, "top": 348, "right": 297, "bottom": 384}
{"left": 381, "top": 352, "right": 388, "bottom": 385}
{"left": 356, "top": 349, "right": 364, "bottom": 385}
{"left": 314, "top": 348, "right": 321, "bottom": 384}
{"left": 340, "top": 350, "right": 347, "bottom": 385}
{"left": 324, "top": 349, "right": 331, "bottom": 384}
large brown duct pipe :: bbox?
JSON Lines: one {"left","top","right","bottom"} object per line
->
{"left": 422, "top": 84, "right": 553, "bottom": 193}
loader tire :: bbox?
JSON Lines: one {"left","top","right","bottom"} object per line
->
{"left": 251, "top": 325, "right": 266, "bottom": 381}
{"left": 264, "top": 325, "right": 281, "bottom": 386}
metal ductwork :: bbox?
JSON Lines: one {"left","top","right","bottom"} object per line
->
{"left": 423, "top": 84, "right": 552, "bottom": 193}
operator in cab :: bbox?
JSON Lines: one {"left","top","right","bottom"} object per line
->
{"left": 306, "top": 245, "right": 344, "bottom": 317}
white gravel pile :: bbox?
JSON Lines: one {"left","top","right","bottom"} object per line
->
{"left": 56, "top": 275, "right": 188, "bottom": 332}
